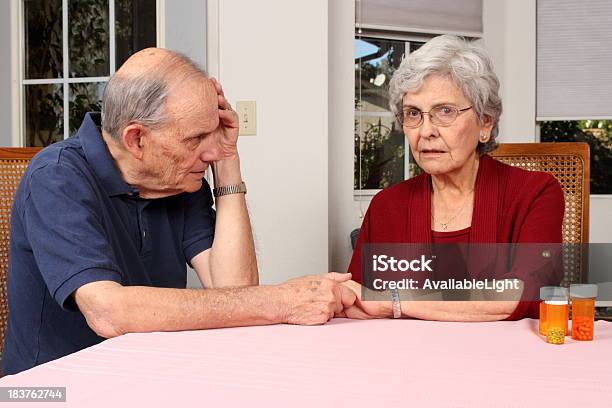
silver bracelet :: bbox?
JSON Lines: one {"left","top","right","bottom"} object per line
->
{"left": 213, "top": 181, "right": 247, "bottom": 197}
{"left": 390, "top": 288, "right": 402, "bottom": 319}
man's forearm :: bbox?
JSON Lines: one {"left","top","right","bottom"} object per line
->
{"left": 210, "top": 155, "right": 258, "bottom": 287}
{"left": 80, "top": 282, "right": 284, "bottom": 337}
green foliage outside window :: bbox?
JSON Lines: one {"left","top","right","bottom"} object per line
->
{"left": 354, "top": 104, "right": 405, "bottom": 190}
{"left": 354, "top": 37, "right": 424, "bottom": 191}
{"left": 541, "top": 120, "right": 612, "bottom": 194}
{"left": 354, "top": 38, "right": 405, "bottom": 190}
{"left": 24, "top": 0, "right": 156, "bottom": 146}
{"left": 69, "top": 0, "right": 110, "bottom": 78}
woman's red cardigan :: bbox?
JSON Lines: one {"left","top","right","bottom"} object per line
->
{"left": 348, "top": 154, "right": 565, "bottom": 320}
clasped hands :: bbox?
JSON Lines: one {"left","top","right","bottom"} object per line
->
{"left": 280, "top": 272, "right": 393, "bottom": 325}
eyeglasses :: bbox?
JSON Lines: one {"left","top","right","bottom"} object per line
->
{"left": 396, "top": 105, "right": 473, "bottom": 128}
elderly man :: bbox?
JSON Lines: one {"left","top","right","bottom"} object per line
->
{"left": 2, "top": 48, "right": 354, "bottom": 375}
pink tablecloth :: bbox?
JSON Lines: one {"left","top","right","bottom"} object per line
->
{"left": 1, "top": 318, "right": 611, "bottom": 407}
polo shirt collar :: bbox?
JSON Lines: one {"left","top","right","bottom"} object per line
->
{"left": 78, "top": 112, "right": 137, "bottom": 197}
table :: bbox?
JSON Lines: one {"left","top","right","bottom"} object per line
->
{"left": 1, "top": 319, "right": 611, "bottom": 407}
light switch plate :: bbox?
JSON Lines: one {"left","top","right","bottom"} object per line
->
{"left": 236, "top": 101, "right": 256, "bottom": 136}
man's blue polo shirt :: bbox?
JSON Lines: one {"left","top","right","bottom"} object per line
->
{"left": 2, "top": 113, "right": 215, "bottom": 375}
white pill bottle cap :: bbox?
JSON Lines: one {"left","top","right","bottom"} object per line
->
{"left": 570, "top": 284, "right": 598, "bottom": 299}
{"left": 540, "top": 286, "right": 568, "bottom": 301}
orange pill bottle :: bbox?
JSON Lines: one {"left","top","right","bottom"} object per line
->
{"left": 539, "top": 287, "right": 554, "bottom": 336}
{"left": 570, "top": 284, "right": 597, "bottom": 341}
{"left": 545, "top": 297, "right": 568, "bottom": 345}
{"left": 540, "top": 287, "right": 568, "bottom": 336}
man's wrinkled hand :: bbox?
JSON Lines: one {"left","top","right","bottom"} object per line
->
{"left": 210, "top": 77, "right": 239, "bottom": 160}
{"left": 278, "top": 272, "right": 356, "bottom": 325}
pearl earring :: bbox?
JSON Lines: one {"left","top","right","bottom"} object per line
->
{"left": 479, "top": 131, "right": 487, "bottom": 143}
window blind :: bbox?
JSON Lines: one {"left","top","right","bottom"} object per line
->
{"left": 357, "top": 0, "right": 483, "bottom": 37}
{"left": 537, "top": 0, "right": 612, "bottom": 120}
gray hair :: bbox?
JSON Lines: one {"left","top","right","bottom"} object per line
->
{"left": 388, "top": 35, "right": 502, "bottom": 155}
{"left": 101, "top": 51, "right": 207, "bottom": 140}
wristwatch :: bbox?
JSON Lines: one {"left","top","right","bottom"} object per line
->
{"left": 390, "top": 288, "right": 402, "bottom": 319}
{"left": 213, "top": 181, "right": 247, "bottom": 197}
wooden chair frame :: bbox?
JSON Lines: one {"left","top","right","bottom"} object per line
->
{"left": 489, "top": 142, "right": 590, "bottom": 285}
{"left": 0, "top": 147, "right": 42, "bottom": 370}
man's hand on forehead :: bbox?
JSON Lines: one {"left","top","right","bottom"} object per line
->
{"left": 207, "top": 77, "right": 239, "bottom": 160}
{"left": 210, "top": 78, "right": 233, "bottom": 111}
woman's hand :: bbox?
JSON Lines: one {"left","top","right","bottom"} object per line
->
{"left": 336, "top": 280, "right": 393, "bottom": 319}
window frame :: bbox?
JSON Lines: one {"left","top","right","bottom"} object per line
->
{"left": 536, "top": 119, "right": 612, "bottom": 197}
{"left": 11, "top": 0, "right": 165, "bottom": 147}
{"left": 354, "top": 30, "right": 433, "bottom": 198}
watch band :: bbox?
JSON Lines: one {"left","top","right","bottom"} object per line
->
{"left": 213, "top": 181, "right": 247, "bottom": 197}
{"left": 390, "top": 288, "right": 402, "bottom": 319}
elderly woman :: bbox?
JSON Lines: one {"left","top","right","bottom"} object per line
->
{"left": 345, "top": 35, "right": 564, "bottom": 321}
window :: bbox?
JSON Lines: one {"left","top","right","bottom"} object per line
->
{"left": 21, "top": 0, "right": 157, "bottom": 147}
{"left": 540, "top": 120, "right": 612, "bottom": 194}
{"left": 537, "top": 0, "right": 612, "bottom": 195}
{"left": 354, "top": 36, "right": 424, "bottom": 193}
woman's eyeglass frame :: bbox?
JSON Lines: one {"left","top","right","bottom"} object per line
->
{"left": 396, "top": 105, "right": 473, "bottom": 128}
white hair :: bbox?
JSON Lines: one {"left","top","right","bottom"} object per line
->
{"left": 101, "top": 51, "right": 207, "bottom": 141}
{"left": 388, "top": 35, "right": 503, "bottom": 155}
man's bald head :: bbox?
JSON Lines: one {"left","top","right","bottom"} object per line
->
{"left": 101, "top": 48, "right": 210, "bottom": 141}
{"left": 114, "top": 48, "right": 204, "bottom": 87}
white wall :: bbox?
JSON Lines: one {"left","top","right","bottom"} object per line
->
{"left": 164, "top": 0, "right": 207, "bottom": 68}
{"left": 590, "top": 198, "right": 612, "bottom": 243}
{"left": 482, "top": 0, "right": 537, "bottom": 144}
{"left": 163, "top": 0, "right": 210, "bottom": 288}
{"left": 213, "top": 0, "right": 329, "bottom": 284}
{"left": 0, "top": 0, "right": 13, "bottom": 147}
{"left": 328, "top": 0, "right": 360, "bottom": 273}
